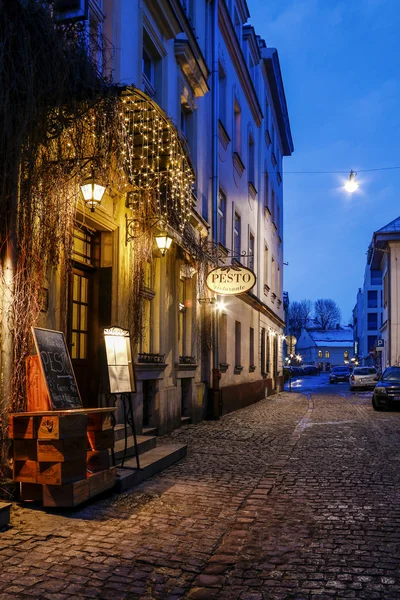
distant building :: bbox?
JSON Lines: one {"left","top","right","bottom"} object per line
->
{"left": 296, "top": 327, "right": 354, "bottom": 372}
{"left": 368, "top": 216, "right": 400, "bottom": 369}
{"left": 352, "top": 258, "right": 383, "bottom": 365}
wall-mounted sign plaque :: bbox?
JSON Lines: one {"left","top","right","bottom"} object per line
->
{"left": 32, "top": 327, "right": 82, "bottom": 410}
{"left": 206, "top": 265, "right": 256, "bottom": 295}
{"left": 104, "top": 326, "right": 136, "bottom": 394}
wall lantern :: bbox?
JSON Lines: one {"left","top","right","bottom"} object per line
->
{"left": 80, "top": 179, "right": 106, "bottom": 212}
{"left": 344, "top": 170, "right": 359, "bottom": 193}
{"left": 155, "top": 230, "right": 173, "bottom": 256}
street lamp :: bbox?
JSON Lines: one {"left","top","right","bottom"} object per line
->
{"left": 80, "top": 179, "right": 106, "bottom": 212}
{"left": 344, "top": 170, "right": 359, "bottom": 193}
{"left": 155, "top": 230, "right": 173, "bottom": 256}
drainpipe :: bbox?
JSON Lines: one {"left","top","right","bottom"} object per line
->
{"left": 210, "top": 0, "right": 221, "bottom": 418}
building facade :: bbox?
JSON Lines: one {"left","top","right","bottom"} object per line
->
{"left": 368, "top": 216, "right": 400, "bottom": 369}
{"left": 352, "top": 260, "right": 383, "bottom": 366}
{"left": 0, "top": 0, "right": 293, "bottom": 436}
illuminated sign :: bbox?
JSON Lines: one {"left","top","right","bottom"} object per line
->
{"left": 206, "top": 265, "right": 256, "bottom": 295}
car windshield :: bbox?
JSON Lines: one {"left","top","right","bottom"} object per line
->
{"left": 354, "top": 368, "right": 377, "bottom": 375}
{"left": 382, "top": 367, "right": 400, "bottom": 381}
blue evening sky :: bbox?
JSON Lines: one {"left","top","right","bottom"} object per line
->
{"left": 248, "top": 0, "right": 400, "bottom": 324}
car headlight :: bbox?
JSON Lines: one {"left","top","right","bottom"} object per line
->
{"left": 374, "top": 386, "right": 387, "bottom": 394}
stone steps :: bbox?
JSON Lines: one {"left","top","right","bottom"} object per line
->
{"left": 113, "top": 434, "right": 156, "bottom": 462}
{"left": 0, "top": 503, "right": 11, "bottom": 528}
{"left": 116, "top": 443, "right": 187, "bottom": 492}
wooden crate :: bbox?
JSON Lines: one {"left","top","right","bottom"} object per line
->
{"left": 87, "top": 450, "right": 109, "bottom": 474}
{"left": 37, "top": 414, "right": 87, "bottom": 440}
{"left": 20, "top": 483, "right": 43, "bottom": 502}
{"left": 14, "top": 460, "right": 37, "bottom": 483}
{"left": 43, "top": 478, "right": 90, "bottom": 508}
{"left": 88, "top": 467, "right": 116, "bottom": 497}
{"left": 87, "top": 428, "right": 114, "bottom": 451}
{"left": 37, "top": 459, "right": 87, "bottom": 485}
{"left": 87, "top": 412, "right": 112, "bottom": 431}
{"left": 13, "top": 439, "right": 37, "bottom": 461}
{"left": 8, "top": 416, "right": 36, "bottom": 439}
{"left": 26, "top": 356, "right": 51, "bottom": 412}
{"left": 37, "top": 437, "right": 87, "bottom": 463}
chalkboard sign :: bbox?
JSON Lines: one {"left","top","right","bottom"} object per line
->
{"left": 31, "top": 327, "right": 82, "bottom": 410}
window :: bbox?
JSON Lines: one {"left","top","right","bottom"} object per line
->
{"left": 271, "top": 257, "right": 276, "bottom": 293}
{"left": 368, "top": 336, "right": 377, "bottom": 351}
{"left": 249, "top": 327, "right": 255, "bottom": 367}
{"left": 271, "top": 189, "right": 276, "bottom": 226}
{"left": 218, "top": 63, "right": 227, "bottom": 124}
{"left": 248, "top": 134, "right": 255, "bottom": 185}
{"left": 234, "top": 100, "right": 241, "bottom": 155}
{"left": 371, "top": 269, "right": 382, "bottom": 285}
{"left": 219, "top": 312, "right": 227, "bottom": 365}
{"left": 277, "top": 266, "right": 281, "bottom": 299}
{"left": 266, "top": 330, "right": 270, "bottom": 373}
{"left": 140, "top": 261, "right": 156, "bottom": 354}
{"left": 218, "top": 189, "right": 227, "bottom": 246}
{"left": 265, "top": 98, "right": 270, "bottom": 139}
{"left": 88, "top": 7, "right": 104, "bottom": 73}
{"left": 264, "top": 245, "right": 269, "bottom": 291}
{"left": 71, "top": 271, "right": 89, "bottom": 359}
{"left": 248, "top": 232, "right": 254, "bottom": 271}
{"left": 261, "top": 328, "right": 266, "bottom": 374}
{"left": 367, "top": 312, "right": 378, "bottom": 330}
{"left": 178, "top": 278, "right": 187, "bottom": 357}
{"left": 325, "top": 351, "right": 330, "bottom": 358}
{"left": 368, "top": 290, "right": 378, "bottom": 308}
{"left": 264, "top": 171, "right": 270, "bottom": 213}
{"left": 72, "top": 227, "right": 94, "bottom": 265}
{"left": 277, "top": 202, "right": 281, "bottom": 236}
{"left": 344, "top": 351, "right": 349, "bottom": 360}
{"left": 235, "top": 321, "right": 241, "bottom": 367}
{"left": 233, "top": 212, "right": 241, "bottom": 260}
{"left": 142, "top": 30, "right": 161, "bottom": 101}
{"left": 233, "top": 6, "right": 241, "bottom": 42}
{"left": 383, "top": 272, "right": 388, "bottom": 307}
{"left": 318, "top": 350, "right": 323, "bottom": 358}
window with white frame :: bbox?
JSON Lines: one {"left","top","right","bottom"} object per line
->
{"left": 219, "top": 63, "right": 227, "bottom": 125}
{"left": 265, "top": 171, "right": 270, "bottom": 213}
{"left": 142, "top": 30, "right": 162, "bottom": 101}
{"left": 233, "top": 212, "right": 241, "bottom": 260}
{"left": 235, "top": 321, "right": 241, "bottom": 367}
{"left": 264, "top": 245, "right": 269, "bottom": 290}
{"left": 248, "top": 134, "right": 255, "bottom": 185}
{"left": 271, "top": 256, "right": 276, "bottom": 293}
{"left": 234, "top": 99, "right": 241, "bottom": 155}
{"left": 248, "top": 232, "right": 254, "bottom": 271}
{"left": 218, "top": 189, "right": 227, "bottom": 247}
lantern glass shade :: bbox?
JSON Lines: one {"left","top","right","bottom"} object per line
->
{"left": 80, "top": 181, "right": 106, "bottom": 211}
{"left": 344, "top": 171, "right": 359, "bottom": 193}
{"left": 155, "top": 232, "right": 173, "bottom": 256}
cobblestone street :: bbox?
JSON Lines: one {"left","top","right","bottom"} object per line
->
{"left": 2, "top": 378, "right": 400, "bottom": 599}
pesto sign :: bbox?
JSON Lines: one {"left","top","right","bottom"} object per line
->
{"left": 206, "top": 265, "right": 256, "bottom": 295}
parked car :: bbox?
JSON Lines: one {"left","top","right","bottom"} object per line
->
{"left": 349, "top": 366, "right": 378, "bottom": 391}
{"left": 330, "top": 366, "right": 351, "bottom": 383}
{"left": 302, "top": 365, "right": 318, "bottom": 376}
{"left": 372, "top": 366, "right": 400, "bottom": 411}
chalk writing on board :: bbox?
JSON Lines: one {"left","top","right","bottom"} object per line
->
{"left": 32, "top": 327, "right": 82, "bottom": 410}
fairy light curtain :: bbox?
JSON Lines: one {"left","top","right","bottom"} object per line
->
{"left": 120, "top": 88, "right": 195, "bottom": 240}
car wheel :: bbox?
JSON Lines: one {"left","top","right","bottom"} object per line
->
{"left": 372, "top": 395, "right": 388, "bottom": 411}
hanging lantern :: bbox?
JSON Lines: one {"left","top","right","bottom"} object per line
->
{"left": 155, "top": 231, "right": 173, "bottom": 256}
{"left": 344, "top": 170, "right": 359, "bottom": 193}
{"left": 80, "top": 179, "right": 106, "bottom": 212}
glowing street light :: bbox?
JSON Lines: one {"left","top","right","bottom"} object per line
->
{"left": 155, "top": 230, "right": 173, "bottom": 256}
{"left": 80, "top": 179, "right": 106, "bottom": 212}
{"left": 344, "top": 170, "right": 359, "bottom": 193}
